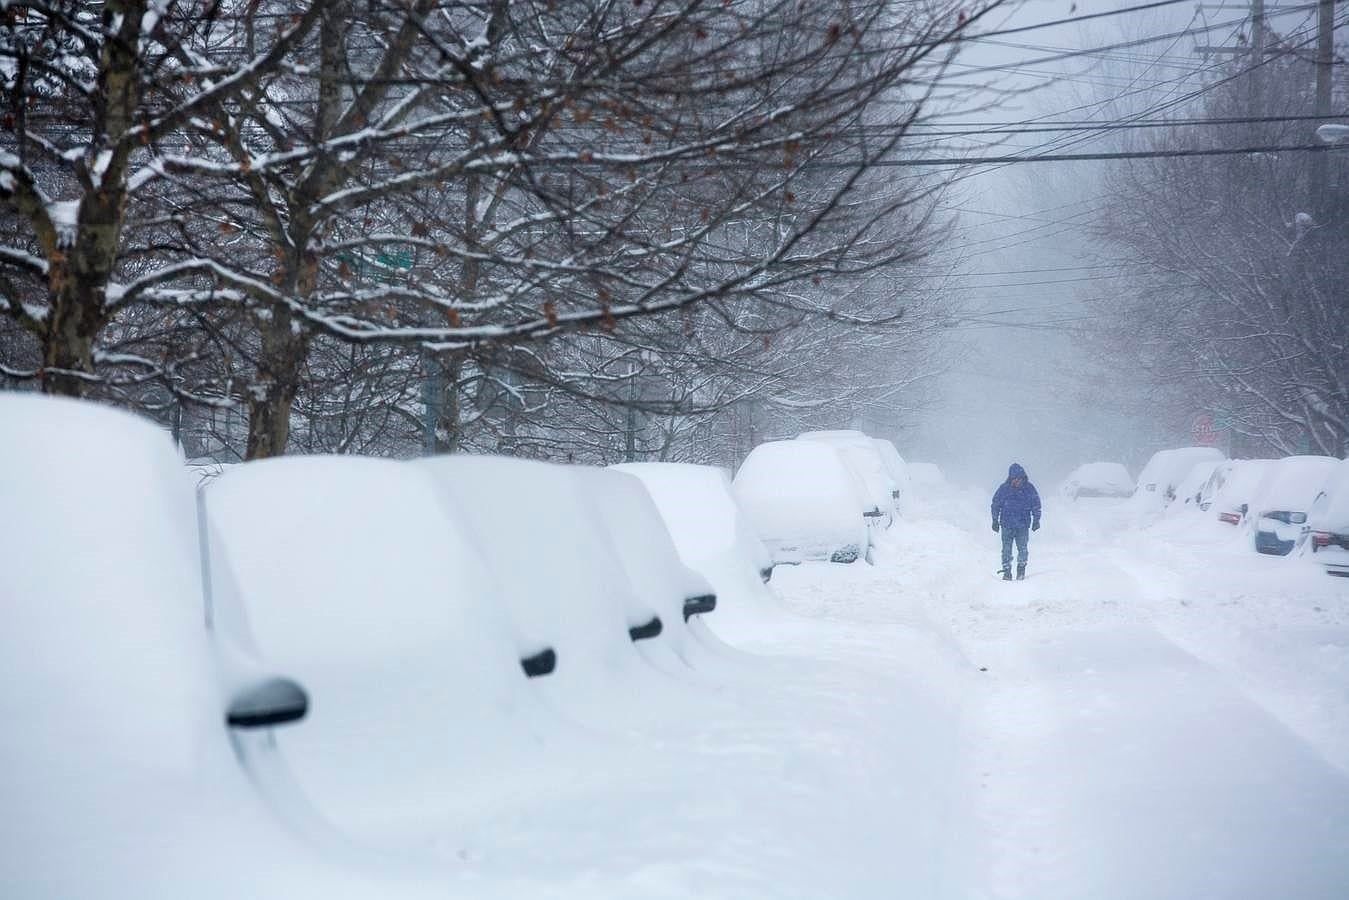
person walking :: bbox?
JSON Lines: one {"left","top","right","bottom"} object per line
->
{"left": 991, "top": 462, "right": 1041, "bottom": 580}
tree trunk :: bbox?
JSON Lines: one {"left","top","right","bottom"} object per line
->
{"left": 245, "top": 308, "right": 309, "bottom": 459}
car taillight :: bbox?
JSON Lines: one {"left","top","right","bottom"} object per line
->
{"left": 1312, "top": 532, "right": 1331, "bottom": 548}
{"left": 1218, "top": 511, "right": 1240, "bottom": 525}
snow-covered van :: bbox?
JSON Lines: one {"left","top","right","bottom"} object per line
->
{"left": 1061, "top": 461, "right": 1134, "bottom": 500}
{"left": 734, "top": 439, "right": 872, "bottom": 566}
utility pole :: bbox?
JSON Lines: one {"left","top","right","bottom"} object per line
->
{"left": 1312, "top": 0, "right": 1336, "bottom": 213}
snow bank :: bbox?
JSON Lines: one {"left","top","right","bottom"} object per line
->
{"left": 0, "top": 396, "right": 426, "bottom": 900}
{"left": 872, "top": 438, "right": 912, "bottom": 510}
{"left": 906, "top": 462, "right": 946, "bottom": 489}
{"left": 204, "top": 455, "right": 553, "bottom": 851}
{"left": 734, "top": 439, "right": 870, "bottom": 565}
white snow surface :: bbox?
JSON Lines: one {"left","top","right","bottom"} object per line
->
{"left": 7, "top": 397, "right": 1349, "bottom": 899}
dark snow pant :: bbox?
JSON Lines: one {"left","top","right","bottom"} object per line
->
{"left": 1001, "top": 525, "right": 1029, "bottom": 572}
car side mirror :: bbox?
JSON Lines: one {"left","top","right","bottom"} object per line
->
{"left": 1239, "top": 503, "right": 1248, "bottom": 515}
{"left": 520, "top": 647, "right": 557, "bottom": 678}
{"left": 227, "top": 677, "right": 308, "bottom": 729}
{"left": 683, "top": 593, "right": 717, "bottom": 621}
{"left": 628, "top": 615, "right": 663, "bottom": 642}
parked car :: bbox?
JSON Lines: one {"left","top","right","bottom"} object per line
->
{"left": 1250, "top": 456, "right": 1341, "bottom": 555}
{"left": 1210, "top": 459, "right": 1278, "bottom": 526}
{"left": 798, "top": 430, "right": 898, "bottom": 525}
{"left": 734, "top": 439, "right": 872, "bottom": 565}
{"left": 204, "top": 455, "right": 562, "bottom": 850}
{"left": 574, "top": 466, "right": 722, "bottom": 667}
{"left": 1, "top": 395, "right": 435, "bottom": 900}
{"left": 1170, "top": 459, "right": 1223, "bottom": 511}
{"left": 1130, "top": 446, "right": 1226, "bottom": 514}
{"left": 611, "top": 462, "right": 772, "bottom": 582}
{"left": 612, "top": 461, "right": 783, "bottom": 629}
{"left": 1061, "top": 461, "right": 1134, "bottom": 500}
{"left": 1307, "top": 459, "right": 1349, "bottom": 577}
{"left": 1197, "top": 460, "right": 1237, "bottom": 511}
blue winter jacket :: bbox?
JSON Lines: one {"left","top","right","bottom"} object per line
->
{"left": 992, "top": 463, "right": 1041, "bottom": 530}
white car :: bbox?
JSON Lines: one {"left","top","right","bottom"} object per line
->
{"left": 0, "top": 395, "right": 438, "bottom": 900}
{"left": 1061, "top": 461, "right": 1134, "bottom": 500}
{"left": 1210, "top": 459, "right": 1278, "bottom": 527}
{"left": 1130, "top": 446, "right": 1226, "bottom": 514}
{"left": 1169, "top": 459, "right": 1223, "bottom": 512}
{"left": 1250, "top": 456, "right": 1341, "bottom": 556}
{"left": 1307, "top": 458, "right": 1349, "bottom": 576}
{"left": 612, "top": 461, "right": 782, "bottom": 628}
{"left": 735, "top": 439, "right": 872, "bottom": 565}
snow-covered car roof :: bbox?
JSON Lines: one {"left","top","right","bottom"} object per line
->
{"left": 1254, "top": 455, "right": 1340, "bottom": 513}
{"left": 1134, "top": 447, "right": 1225, "bottom": 496}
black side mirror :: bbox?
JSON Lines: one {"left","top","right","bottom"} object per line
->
{"left": 759, "top": 566, "right": 773, "bottom": 583}
{"left": 683, "top": 593, "right": 717, "bottom": 621}
{"left": 227, "top": 677, "right": 308, "bottom": 729}
{"left": 520, "top": 647, "right": 557, "bottom": 678}
{"left": 628, "top": 615, "right": 663, "bottom": 642}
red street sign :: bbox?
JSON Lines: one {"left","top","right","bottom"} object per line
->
{"left": 1192, "top": 413, "right": 1218, "bottom": 446}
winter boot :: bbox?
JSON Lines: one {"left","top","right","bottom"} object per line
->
{"left": 1016, "top": 563, "right": 1026, "bottom": 581}
{"left": 1001, "top": 568, "right": 1012, "bottom": 581}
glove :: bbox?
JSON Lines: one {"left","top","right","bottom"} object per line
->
{"left": 991, "top": 522, "right": 999, "bottom": 533}
{"left": 1032, "top": 520, "right": 1041, "bottom": 532}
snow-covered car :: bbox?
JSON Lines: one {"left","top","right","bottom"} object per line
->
{"left": 1307, "top": 459, "right": 1349, "bottom": 576}
{"left": 612, "top": 461, "right": 783, "bottom": 628}
{"left": 574, "top": 466, "right": 724, "bottom": 665}
{"left": 1130, "top": 446, "right": 1226, "bottom": 514}
{"left": 203, "top": 455, "right": 562, "bottom": 853}
{"left": 416, "top": 454, "right": 689, "bottom": 718}
{"left": 734, "top": 439, "right": 872, "bottom": 565}
{"left": 1169, "top": 459, "right": 1223, "bottom": 512}
{"left": 1210, "top": 459, "right": 1278, "bottom": 526}
{"left": 0, "top": 395, "right": 434, "bottom": 900}
{"left": 1250, "top": 455, "right": 1340, "bottom": 555}
{"left": 612, "top": 461, "right": 772, "bottom": 582}
{"left": 1197, "top": 460, "right": 1237, "bottom": 511}
{"left": 1061, "top": 461, "right": 1134, "bottom": 500}
{"left": 798, "top": 429, "right": 898, "bottom": 525}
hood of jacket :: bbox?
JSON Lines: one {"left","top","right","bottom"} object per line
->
{"left": 1007, "top": 463, "right": 1027, "bottom": 481}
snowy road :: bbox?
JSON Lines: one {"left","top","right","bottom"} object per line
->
{"left": 445, "top": 486, "right": 1349, "bottom": 898}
